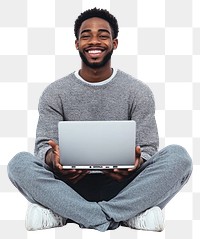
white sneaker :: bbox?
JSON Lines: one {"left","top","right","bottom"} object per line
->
{"left": 124, "top": 207, "right": 164, "bottom": 232}
{"left": 25, "top": 203, "right": 67, "bottom": 231}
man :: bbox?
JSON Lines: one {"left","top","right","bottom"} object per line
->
{"left": 7, "top": 8, "right": 192, "bottom": 232}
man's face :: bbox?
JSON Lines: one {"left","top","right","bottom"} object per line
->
{"left": 75, "top": 17, "right": 118, "bottom": 69}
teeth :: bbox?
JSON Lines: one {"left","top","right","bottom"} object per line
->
{"left": 88, "top": 50, "right": 102, "bottom": 54}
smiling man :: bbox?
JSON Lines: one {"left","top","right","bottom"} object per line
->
{"left": 76, "top": 16, "right": 118, "bottom": 74}
{"left": 7, "top": 8, "right": 192, "bottom": 232}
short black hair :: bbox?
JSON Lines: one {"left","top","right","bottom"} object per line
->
{"left": 74, "top": 8, "right": 119, "bottom": 39}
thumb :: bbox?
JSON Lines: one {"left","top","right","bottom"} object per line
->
{"left": 48, "top": 140, "right": 57, "bottom": 150}
{"left": 135, "top": 146, "right": 141, "bottom": 158}
{"left": 134, "top": 146, "right": 141, "bottom": 169}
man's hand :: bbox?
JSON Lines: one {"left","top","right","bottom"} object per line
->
{"left": 45, "top": 140, "right": 89, "bottom": 184}
{"left": 103, "top": 146, "right": 143, "bottom": 182}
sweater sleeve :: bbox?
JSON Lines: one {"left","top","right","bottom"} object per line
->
{"left": 34, "top": 84, "right": 64, "bottom": 162}
{"left": 130, "top": 82, "right": 159, "bottom": 160}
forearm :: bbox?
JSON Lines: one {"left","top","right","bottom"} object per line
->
{"left": 34, "top": 88, "right": 63, "bottom": 161}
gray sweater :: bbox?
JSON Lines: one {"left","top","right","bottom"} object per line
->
{"left": 34, "top": 69, "right": 159, "bottom": 162}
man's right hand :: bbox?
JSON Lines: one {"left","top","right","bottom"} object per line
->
{"left": 45, "top": 140, "right": 89, "bottom": 184}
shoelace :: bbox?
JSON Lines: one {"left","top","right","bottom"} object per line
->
{"left": 41, "top": 208, "right": 63, "bottom": 229}
{"left": 135, "top": 214, "right": 147, "bottom": 229}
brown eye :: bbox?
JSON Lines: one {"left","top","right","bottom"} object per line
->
{"left": 81, "top": 35, "right": 90, "bottom": 39}
{"left": 99, "top": 35, "right": 109, "bottom": 39}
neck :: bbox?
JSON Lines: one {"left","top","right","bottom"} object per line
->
{"left": 79, "top": 63, "right": 113, "bottom": 83}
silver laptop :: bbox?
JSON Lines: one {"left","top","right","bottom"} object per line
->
{"left": 58, "top": 120, "right": 136, "bottom": 169}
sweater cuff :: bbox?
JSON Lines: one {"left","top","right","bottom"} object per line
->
{"left": 35, "top": 146, "right": 52, "bottom": 164}
{"left": 141, "top": 152, "right": 151, "bottom": 161}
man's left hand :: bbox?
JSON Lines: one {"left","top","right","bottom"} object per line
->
{"left": 103, "top": 146, "right": 144, "bottom": 182}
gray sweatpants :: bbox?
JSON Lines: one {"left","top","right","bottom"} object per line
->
{"left": 7, "top": 145, "right": 192, "bottom": 232}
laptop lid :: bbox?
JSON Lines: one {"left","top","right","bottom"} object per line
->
{"left": 58, "top": 120, "right": 136, "bottom": 169}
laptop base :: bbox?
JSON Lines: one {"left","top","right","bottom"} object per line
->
{"left": 62, "top": 165, "right": 135, "bottom": 169}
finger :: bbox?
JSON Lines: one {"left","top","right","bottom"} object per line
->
{"left": 113, "top": 169, "right": 129, "bottom": 176}
{"left": 113, "top": 168, "right": 120, "bottom": 173}
{"left": 135, "top": 145, "right": 141, "bottom": 158}
{"left": 53, "top": 159, "right": 63, "bottom": 171}
{"left": 113, "top": 168, "right": 127, "bottom": 173}
{"left": 69, "top": 173, "right": 81, "bottom": 180}
{"left": 128, "top": 166, "right": 136, "bottom": 172}
{"left": 48, "top": 140, "right": 60, "bottom": 157}
{"left": 71, "top": 171, "right": 89, "bottom": 184}
{"left": 109, "top": 172, "right": 124, "bottom": 181}
{"left": 52, "top": 151, "right": 61, "bottom": 167}
{"left": 134, "top": 157, "right": 140, "bottom": 169}
{"left": 60, "top": 169, "right": 79, "bottom": 176}
{"left": 48, "top": 140, "right": 57, "bottom": 150}
{"left": 134, "top": 146, "right": 141, "bottom": 168}
{"left": 53, "top": 150, "right": 60, "bottom": 157}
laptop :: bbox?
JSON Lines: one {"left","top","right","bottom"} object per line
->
{"left": 58, "top": 120, "right": 136, "bottom": 169}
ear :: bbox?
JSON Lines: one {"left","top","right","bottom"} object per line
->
{"left": 75, "top": 39, "right": 79, "bottom": 50}
{"left": 113, "top": 38, "right": 118, "bottom": 50}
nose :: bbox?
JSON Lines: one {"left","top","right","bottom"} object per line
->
{"left": 88, "top": 36, "right": 101, "bottom": 45}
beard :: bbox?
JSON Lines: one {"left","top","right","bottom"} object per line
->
{"left": 79, "top": 49, "right": 114, "bottom": 69}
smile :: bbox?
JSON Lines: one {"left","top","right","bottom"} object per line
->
{"left": 88, "top": 50, "right": 102, "bottom": 54}
{"left": 85, "top": 47, "right": 105, "bottom": 54}
{"left": 84, "top": 48, "right": 106, "bottom": 59}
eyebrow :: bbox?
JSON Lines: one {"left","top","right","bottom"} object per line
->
{"left": 80, "top": 29, "right": 111, "bottom": 35}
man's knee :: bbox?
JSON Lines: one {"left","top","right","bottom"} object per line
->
{"left": 165, "top": 144, "right": 193, "bottom": 172}
{"left": 7, "top": 152, "right": 33, "bottom": 180}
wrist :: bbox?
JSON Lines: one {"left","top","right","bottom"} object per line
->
{"left": 45, "top": 148, "right": 54, "bottom": 167}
